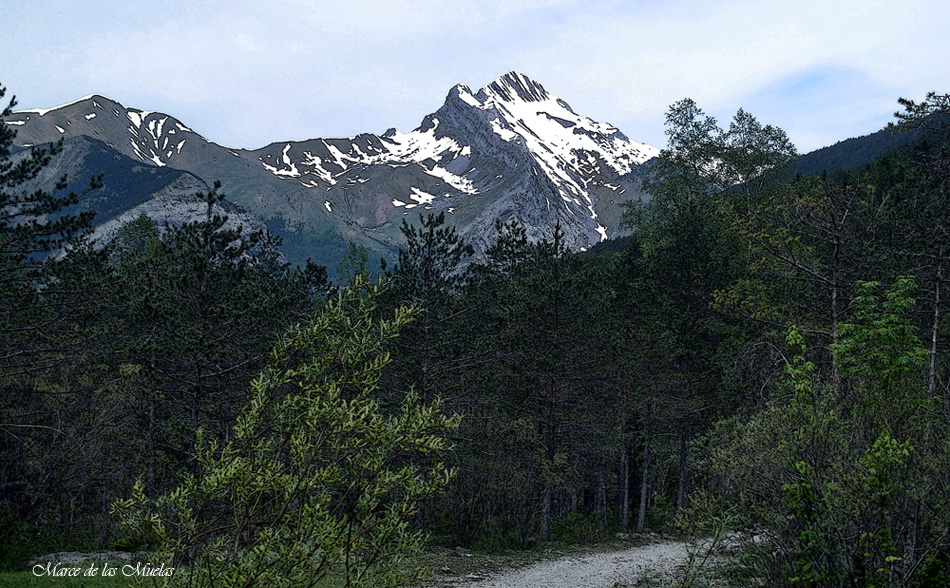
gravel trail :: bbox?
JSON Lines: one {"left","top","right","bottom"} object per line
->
{"left": 431, "top": 539, "right": 693, "bottom": 588}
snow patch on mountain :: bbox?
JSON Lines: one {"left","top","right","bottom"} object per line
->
{"left": 18, "top": 95, "right": 98, "bottom": 117}
{"left": 409, "top": 187, "right": 436, "bottom": 206}
{"left": 379, "top": 129, "right": 478, "bottom": 194}
{"left": 255, "top": 128, "right": 479, "bottom": 196}
{"left": 261, "top": 144, "right": 302, "bottom": 178}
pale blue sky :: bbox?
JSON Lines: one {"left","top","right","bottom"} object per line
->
{"left": 3, "top": 0, "right": 948, "bottom": 153}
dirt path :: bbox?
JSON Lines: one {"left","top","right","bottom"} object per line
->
{"left": 430, "top": 539, "right": 694, "bottom": 588}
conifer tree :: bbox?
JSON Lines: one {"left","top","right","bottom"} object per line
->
{"left": 386, "top": 212, "right": 473, "bottom": 405}
{"left": 103, "top": 183, "right": 326, "bottom": 493}
{"left": 0, "top": 84, "right": 101, "bottom": 373}
{"left": 0, "top": 84, "right": 105, "bottom": 564}
{"left": 620, "top": 99, "right": 762, "bottom": 521}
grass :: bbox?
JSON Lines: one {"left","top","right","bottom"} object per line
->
{"left": 0, "top": 557, "right": 169, "bottom": 588}
{"left": 0, "top": 536, "right": 672, "bottom": 588}
{"left": 0, "top": 569, "right": 133, "bottom": 588}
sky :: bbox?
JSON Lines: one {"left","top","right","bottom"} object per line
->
{"left": 2, "top": 0, "right": 948, "bottom": 154}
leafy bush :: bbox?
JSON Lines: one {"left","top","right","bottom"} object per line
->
{"left": 707, "top": 278, "right": 950, "bottom": 586}
{"left": 470, "top": 521, "right": 525, "bottom": 552}
{"left": 551, "top": 512, "right": 604, "bottom": 545}
{"left": 113, "top": 276, "right": 459, "bottom": 588}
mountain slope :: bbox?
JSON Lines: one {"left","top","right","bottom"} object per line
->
{"left": 8, "top": 135, "right": 271, "bottom": 251}
{"left": 796, "top": 125, "right": 927, "bottom": 176}
{"left": 3, "top": 73, "right": 659, "bottom": 269}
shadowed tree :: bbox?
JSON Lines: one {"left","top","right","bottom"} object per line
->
{"left": 386, "top": 212, "right": 473, "bottom": 406}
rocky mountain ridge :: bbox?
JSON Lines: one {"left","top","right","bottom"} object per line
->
{"left": 3, "top": 72, "right": 659, "bottom": 269}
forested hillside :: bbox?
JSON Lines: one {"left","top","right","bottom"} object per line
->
{"left": 4, "top": 83, "right": 950, "bottom": 587}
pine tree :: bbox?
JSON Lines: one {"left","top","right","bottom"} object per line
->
{"left": 0, "top": 85, "right": 105, "bottom": 565}
{"left": 386, "top": 212, "right": 473, "bottom": 405}
{"left": 620, "top": 99, "right": 763, "bottom": 521}
{"left": 0, "top": 84, "right": 101, "bottom": 374}
{"left": 102, "top": 183, "right": 326, "bottom": 493}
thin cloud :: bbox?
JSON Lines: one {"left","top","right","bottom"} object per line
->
{"left": 2, "top": 0, "right": 948, "bottom": 152}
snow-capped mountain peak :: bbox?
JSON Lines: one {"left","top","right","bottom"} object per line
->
{"left": 446, "top": 72, "right": 656, "bottom": 171}
{"left": 423, "top": 72, "right": 659, "bottom": 244}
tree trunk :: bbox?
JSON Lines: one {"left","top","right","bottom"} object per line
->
{"left": 539, "top": 374, "right": 558, "bottom": 540}
{"left": 189, "top": 372, "right": 200, "bottom": 475}
{"left": 929, "top": 263, "right": 942, "bottom": 399}
{"left": 598, "top": 454, "right": 608, "bottom": 532}
{"left": 636, "top": 401, "right": 652, "bottom": 534}
{"left": 617, "top": 390, "right": 630, "bottom": 533}
{"left": 540, "top": 483, "right": 552, "bottom": 540}
{"left": 676, "top": 419, "right": 689, "bottom": 511}
{"left": 146, "top": 398, "right": 156, "bottom": 498}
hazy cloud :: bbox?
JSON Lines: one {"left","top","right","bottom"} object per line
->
{"left": 3, "top": 0, "right": 948, "bottom": 152}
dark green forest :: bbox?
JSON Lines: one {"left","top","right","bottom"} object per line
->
{"left": 4, "top": 83, "right": 950, "bottom": 587}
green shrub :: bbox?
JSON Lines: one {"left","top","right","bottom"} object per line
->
{"left": 113, "top": 277, "right": 459, "bottom": 588}
{"left": 0, "top": 510, "right": 64, "bottom": 572}
{"left": 109, "top": 535, "right": 142, "bottom": 553}
{"left": 471, "top": 521, "right": 525, "bottom": 552}
{"left": 551, "top": 511, "right": 604, "bottom": 545}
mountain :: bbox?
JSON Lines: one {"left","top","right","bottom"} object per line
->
{"left": 796, "top": 125, "right": 928, "bottom": 177}
{"left": 3, "top": 73, "right": 659, "bottom": 270}
{"left": 7, "top": 135, "right": 273, "bottom": 251}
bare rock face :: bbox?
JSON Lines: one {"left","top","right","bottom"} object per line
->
{"left": 83, "top": 173, "right": 270, "bottom": 250}
{"left": 3, "top": 73, "right": 659, "bottom": 270}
